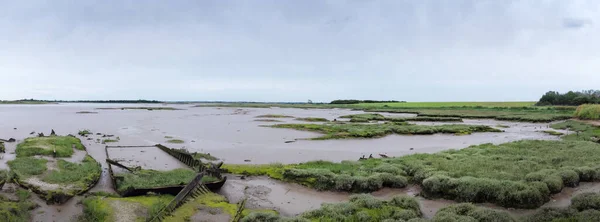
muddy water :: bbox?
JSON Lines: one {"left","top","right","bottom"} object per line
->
{"left": 0, "top": 103, "right": 581, "bottom": 220}
{"left": 0, "top": 104, "right": 567, "bottom": 164}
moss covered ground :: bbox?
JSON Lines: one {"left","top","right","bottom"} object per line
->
{"left": 80, "top": 195, "right": 173, "bottom": 222}
{"left": 15, "top": 136, "right": 85, "bottom": 157}
{"left": 164, "top": 192, "right": 276, "bottom": 222}
{"left": 166, "top": 139, "right": 185, "bottom": 144}
{"left": 270, "top": 122, "right": 501, "bottom": 139}
{"left": 115, "top": 168, "right": 218, "bottom": 193}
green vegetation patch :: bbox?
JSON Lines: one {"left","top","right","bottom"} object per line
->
{"left": 7, "top": 157, "right": 48, "bottom": 178}
{"left": 242, "top": 194, "right": 423, "bottom": 222}
{"left": 115, "top": 169, "right": 203, "bottom": 193}
{"left": 0, "top": 190, "right": 38, "bottom": 222}
{"left": 295, "top": 117, "right": 329, "bottom": 122}
{"left": 254, "top": 119, "right": 283, "bottom": 122}
{"left": 80, "top": 195, "right": 174, "bottom": 222}
{"left": 341, "top": 113, "right": 463, "bottom": 122}
{"left": 255, "top": 114, "right": 295, "bottom": 118}
{"left": 78, "top": 129, "right": 92, "bottom": 136}
{"left": 526, "top": 192, "right": 600, "bottom": 222}
{"left": 16, "top": 136, "right": 85, "bottom": 157}
{"left": 227, "top": 122, "right": 600, "bottom": 209}
{"left": 166, "top": 139, "right": 185, "bottom": 144}
{"left": 102, "top": 139, "right": 118, "bottom": 143}
{"left": 541, "top": 130, "right": 564, "bottom": 136}
{"left": 193, "top": 152, "right": 219, "bottom": 161}
{"left": 42, "top": 155, "right": 101, "bottom": 188}
{"left": 364, "top": 108, "right": 573, "bottom": 123}
{"left": 0, "top": 142, "right": 4, "bottom": 153}
{"left": 575, "top": 104, "right": 600, "bottom": 120}
{"left": 551, "top": 120, "right": 600, "bottom": 142}
{"left": 164, "top": 192, "right": 276, "bottom": 222}
{"left": 270, "top": 122, "right": 501, "bottom": 140}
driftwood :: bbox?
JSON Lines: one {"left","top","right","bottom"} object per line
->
{"left": 106, "top": 159, "right": 134, "bottom": 172}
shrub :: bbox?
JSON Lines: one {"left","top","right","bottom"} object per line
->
{"left": 575, "top": 104, "right": 600, "bottom": 120}
{"left": 433, "top": 203, "right": 514, "bottom": 222}
{"left": 571, "top": 193, "right": 600, "bottom": 211}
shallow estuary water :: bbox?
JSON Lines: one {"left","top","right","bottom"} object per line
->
{"left": 0, "top": 103, "right": 579, "bottom": 221}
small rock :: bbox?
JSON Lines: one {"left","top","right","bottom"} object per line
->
{"left": 244, "top": 159, "right": 251, "bottom": 162}
{"left": 240, "top": 176, "right": 246, "bottom": 180}
{"left": 13, "top": 128, "right": 16, "bottom": 130}
{"left": 409, "top": 148, "right": 414, "bottom": 150}
{"left": 284, "top": 141, "right": 295, "bottom": 143}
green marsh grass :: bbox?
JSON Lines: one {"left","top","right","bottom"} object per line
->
{"left": 253, "top": 119, "right": 283, "bottom": 122}
{"left": 193, "top": 152, "right": 219, "bottom": 161}
{"left": 226, "top": 122, "right": 600, "bottom": 208}
{"left": 255, "top": 114, "right": 295, "bottom": 118}
{"left": 295, "top": 117, "right": 329, "bottom": 122}
{"left": 164, "top": 192, "right": 277, "bottom": 222}
{"left": 7, "top": 157, "right": 48, "bottom": 178}
{"left": 270, "top": 122, "right": 501, "bottom": 140}
{"left": 526, "top": 192, "right": 600, "bottom": 222}
{"left": 575, "top": 104, "right": 600, "bottom": 120}
{"left": 541, "top": 130, "right": 564, "bottom": 136}
{"left": 42, "top": 155, "right": 101, "bottom": 188}
{"left": 166, "top": 139, "right": 184, "bottom": 144}
{"left": 115, "top": 169, "right": 214, "bottom": 192}
{"left": 0, "top": 190, "right": 37, "bottom": 222}
{"left": 80, "top": 195, "right": 174, "bottom": 222}
{"left": 16, "top": 136, "right": 85, "bottom": 157}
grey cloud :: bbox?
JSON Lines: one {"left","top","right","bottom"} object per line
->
{"left": 563, "top": 18, "right": 592, "bottom": 29}
{"left": 0, "top": 1, "right": 599, "bottom": 102}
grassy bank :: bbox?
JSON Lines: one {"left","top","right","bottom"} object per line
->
{"left": 16, "top": 136, "right": 85, "bottom": 157}
{"left": 363, "top": 108, "right": 573, "bottom": 122}
{"left": 197, "top": 102, "right": 573, "bottom": 122}
{"left": 295, "top": 117, "right": 329, "bottom": 122}
{"left": 226, "top": 122, "right": 600, "bottom": 209}
{"left": 339, "top": 113, "right": 463, "bottom": 122}
{"left": 575, "top": 104, "right": 600, "bottom": 120}
{"left": 270, "top": 122, "right": 501, "bottom": 140}
{"left": 96, "top": 107, "right": 180, "bottom": 111}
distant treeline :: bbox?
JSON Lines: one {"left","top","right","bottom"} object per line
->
{"left": 330, "top": 100, "right": 406, "bottom": 104}
{"left": 537, "top": 90, "right": 600, "bottom": 106}
{"left": 14, "top": 99, "right": 163, "bottom": 103}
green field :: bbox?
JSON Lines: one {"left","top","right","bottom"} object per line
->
{"left": 351, "top": 101, "right": 536, "bottom": 108}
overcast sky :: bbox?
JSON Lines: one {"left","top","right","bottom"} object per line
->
{"left": 1, "top": 1, "right": 599, "bottom": 102}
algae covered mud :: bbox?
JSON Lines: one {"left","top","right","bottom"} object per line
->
{"left": 0, "top": 102, "right": 592, "bottom": 221}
